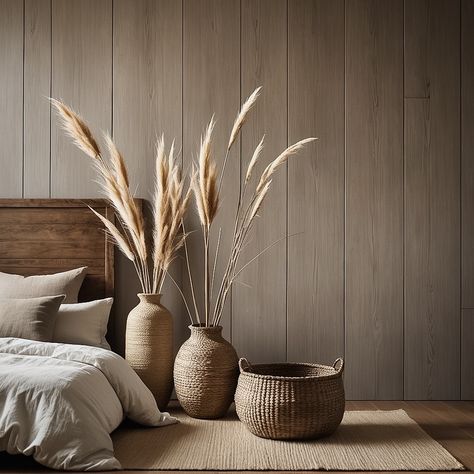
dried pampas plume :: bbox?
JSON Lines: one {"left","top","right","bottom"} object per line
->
{"left": 89, "top": 207, "right": 135, "bottom": 261}
{"left": 228, "top": 86, "right": 261, "bottom": 150}
{"left": 52, "top": 97, "right": 189, "bottom": 295}
{"left": 257, "top": 137, "right": 317, "bottom": 193}
{"left": 245, "top": 135, "right": 265, "bottom": 184}
{"left": 152, "top": 136, "right": 191, "bottom": 293}
{"left": 50, "top": 98, "right": 101, "bottom": 159}
{"left": 194, "top": 116, "right": 219, "bottom": 228}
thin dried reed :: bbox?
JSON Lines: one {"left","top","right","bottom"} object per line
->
{"left": 182, "top": 87, "right": 317, "bottom": 327}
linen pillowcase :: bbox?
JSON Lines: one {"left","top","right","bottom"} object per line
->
{"left": 0, "top": 267, "right": 87, "bottom": 303}
{"left": 0, "top": 295, "right": 65, "bottom": 342}
{"left": 53, "top": 298, "right": 113, "bottom": 350}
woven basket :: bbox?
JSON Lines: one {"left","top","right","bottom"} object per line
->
{"left": 126, "top": 293, "right": 173, "bottom": 410}
{"left": 235, "top": 358, "right": 345, "bottom": 440}
{"left": 174, "top": 325, "right": 238, "bottom": 419}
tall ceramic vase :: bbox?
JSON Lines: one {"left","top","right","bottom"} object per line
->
{"left": 174, "top": 325, "right": 238, "bottom": 419}
{"left": 126, "top": 293, "right": 173, "bottom": 410}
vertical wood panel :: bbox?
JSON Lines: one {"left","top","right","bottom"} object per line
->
{"left": 461, "top": 309, "right": 474, "bottom": 399}
{"left": 232, "top": 0, "right": 287, "bottom": 362}
{"left": 183, "top": 0, "right": 240, "bottom": 338}
{"left": 287, "top": 0, "right": 345, "bottom": 365}
{"left": 404, "top": 0, "right": 460, "bottom": 400}
{"left": 404, "top": 0, "right": 430, "bottom": 98}
{"left": 113, "top": 0, "right": 183, "bottom": 354}
{"left": 24, "top": 0, "right": 51, "bottom": 198}
{"left": 51, "top": 0, "right": 112, "bottom": 198}
{"left": 0, "top": 0, "right": 470, "bottom": 400}
{"left": 0, "top": 0, "right": 23, "bottom": 197}
{"left": 462, "top": 0, "right": 474, "bottom": 309}
{"left": 345, "top": 0, "right": 404, "bottom": 399}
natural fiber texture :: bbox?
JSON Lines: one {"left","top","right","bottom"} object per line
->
{"left": 113, "top": 408, "right": 464, "bottom": 471}
{"left": 235, "top": 359, "right": 345, "bottom": 440}
{"left": 173, "top": 325, "right": 238, "bottom": 419}
{"left": 125, "top": 294, "right": 173, "bottom": 410}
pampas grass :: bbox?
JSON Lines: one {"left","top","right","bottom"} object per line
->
{"left": 52, "top": 86, "right": 316, "bottom": 326}
{"left": 184, "top": 86, "right": 317, "bottom": 327}
{"left": 50, "top": 99, "right": 100, "bottom": 159}
{"left": 152, "top": 136, "right": 192, "bottom": 293}
{"left": 51, "top": 99, "right": 189, "bottom": 295}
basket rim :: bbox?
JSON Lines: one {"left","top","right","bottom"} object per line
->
{"left": 239, "top": 361, "right": 343, "bottom": 381}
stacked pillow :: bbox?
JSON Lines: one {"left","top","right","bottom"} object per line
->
{"left": 0, "top": 268, "right": 113, "bottom": 349}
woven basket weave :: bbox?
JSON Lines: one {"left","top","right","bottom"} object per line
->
{"left": 126, "top": 293, "right": 173, "bottom": 410}
{"left": 235, "top": 358, "right": 345, "bottom": 440}
{"left": 174, "top": 325, "right": 238, "bottom": 419}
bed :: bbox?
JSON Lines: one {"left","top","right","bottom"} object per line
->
{"left": 0, "top": 199, "right": 176, "bottom": 471}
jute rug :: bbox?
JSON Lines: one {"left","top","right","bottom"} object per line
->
{"left": 112, "top": 409, "right": 464, "bottom": 471}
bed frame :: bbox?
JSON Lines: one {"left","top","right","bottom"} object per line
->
{"left": 0, "top": 199, "right": 114, "bottom": 302}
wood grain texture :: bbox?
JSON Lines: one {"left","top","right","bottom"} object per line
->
{"left": 0, "top": 0, "right": 23, "bottom": 198}
{"left": 287, "top": 0, "right": 344, "bottom": 367}
{"left": 404, "top": 0, "right": 460, "bottom": 400}
{"left": 51, "top": 0, "right": 112, "bottom": 198}
{"left": 0, "top": 200, "right": 114, "bottom": 306}
{"left": 24, "top": 0, "right": 51, "bottom": 198}
{"left": 183, "top": 0, "right": 240, "bottom": 339}
{"left": 461, "top": 309, "right": 474, "bottom": 399}
{"left": 232, "top": 0, "right": 287, "bottom": 362}
{"left": 0, "top": 0, "right": 471, "bottom": 399}
{"left": 404, "top": 0, "right": 431, "bottom": 98}
{"left": 0, "top": 208, "right": 105, "bottom": 224}
{"left": 462, "top": 0, "right": 474, "bottom": 309}
{"left": 345, "top": 0, "right": 404, "bottom": 399}
{"left": 113, "top": 0, "right": 183, "bottom": 355}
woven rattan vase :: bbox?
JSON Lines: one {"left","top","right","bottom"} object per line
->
{"left": 174, "top": 325, "right": 238, "bottom": 419}
{"left": 126, "top": 293, "right": 173, "bottom": 410}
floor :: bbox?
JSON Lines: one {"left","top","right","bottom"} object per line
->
{"left": 1, "top": 401, "right": 473, "bottom": 473}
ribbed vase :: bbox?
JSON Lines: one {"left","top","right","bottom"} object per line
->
{"left": 125, "top": 293, "right": 173, "bottom": 410}
{"left": 174, "top": 325, "right": 238, "bottom": 419}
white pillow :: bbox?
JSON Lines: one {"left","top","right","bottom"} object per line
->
{"left": 53, "top": 298, "right": 113, "bottom": 350}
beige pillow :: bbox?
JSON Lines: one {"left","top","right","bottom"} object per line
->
{"left": 53, "top": 298, "right": 113, "bottom": 350}
{"left": 0, "top": 267, "right": 87, "bottom": 303}
{"left": 0, "top": 295, "right": 65, "bottom": 342}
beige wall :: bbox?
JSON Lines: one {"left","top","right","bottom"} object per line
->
{"left": 0, "top": 0, "right": 473, "bottom": 400}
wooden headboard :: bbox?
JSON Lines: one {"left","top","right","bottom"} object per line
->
{"left": 0, "top": 199, "right": 114, "bottom": 302}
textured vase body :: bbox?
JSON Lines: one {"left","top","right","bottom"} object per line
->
{"left": 174, "top": 325, "right": 239, "bottom": 419}
{"left": 126, "top": 293, "right": 173, "bottom": 410}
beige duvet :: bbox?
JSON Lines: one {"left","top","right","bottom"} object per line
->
{"left": 0, "top": 337, "right": 177, "bottom": 471}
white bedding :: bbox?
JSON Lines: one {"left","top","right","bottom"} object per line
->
{"left": 0, "top": 337, "right": 177, "bottom": 471}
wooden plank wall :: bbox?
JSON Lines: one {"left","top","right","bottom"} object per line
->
{"left": 113, "top": 0, "right": 184, "bottom": 355}
{"left": 183, "top": 0, "right": 240, "bottom": 340}
{"left": 345, "top": 0, "right": 404, "bottom": 399}
{"left": 287, "top": 0, "right": 345, "bottom": 369}
{"left": 462, "top": 0, "right": 474, "bottom": 400}
{"left": 404, "top": 0, "right": 461, "bottom": 400}
{"left": 233, "top": 0, "right": 287, "bottom": 362}
{"left": 0, "top": 0, "right": 471, "bottom": 400}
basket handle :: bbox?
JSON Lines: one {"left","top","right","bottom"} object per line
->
{"left": 239, "top": 358, "right": 252, "bottom": 373}
{"left": 333, "top": 357, "right": 344, "bottom": 373}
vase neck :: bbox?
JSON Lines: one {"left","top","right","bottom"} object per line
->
{"left": 189, "top": 325, "right": 224, "bottom": 340}
{"left": 138, "top": 293, "right": 162, "bottom": 305}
